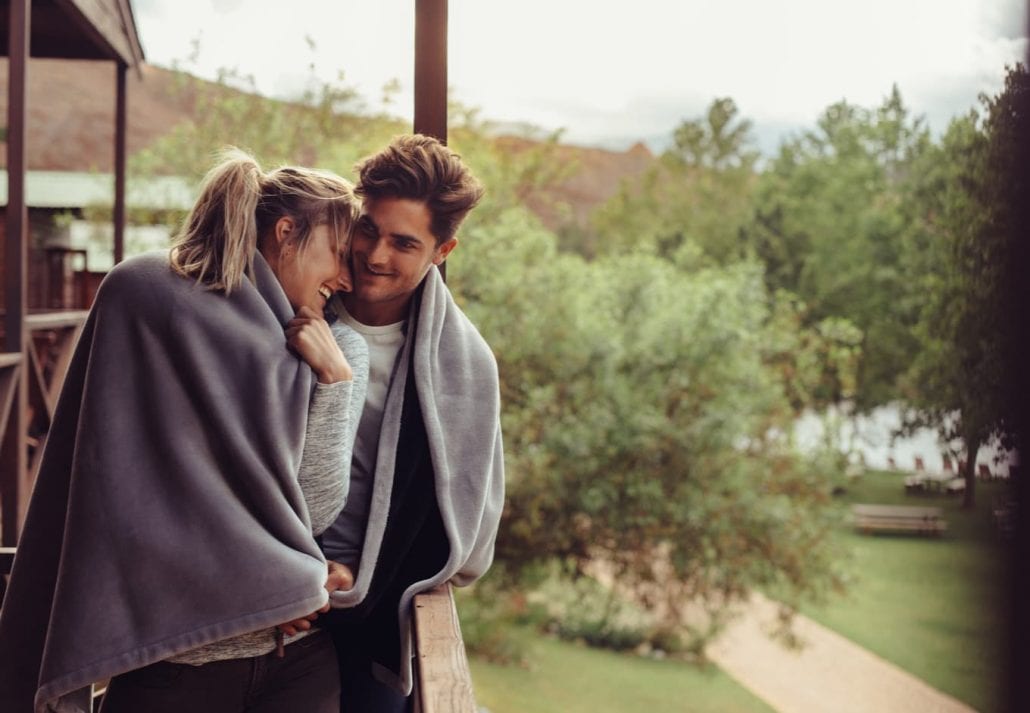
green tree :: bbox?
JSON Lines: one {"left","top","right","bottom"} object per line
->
{"left": 744, "top": 86, "right": 931, "bottom": 409}
{"left": 902, "top": 65, "right": 1027, "bottom": 507}
{"left": 592, "top": 98, "right": 758, "bottom": 265}
{"left": 451, "top": 198, "right": 849, "bottom": 648}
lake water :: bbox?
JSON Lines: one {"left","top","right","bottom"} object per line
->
{"left": 793, "top": 403, "right": 1018, "bottom": 477}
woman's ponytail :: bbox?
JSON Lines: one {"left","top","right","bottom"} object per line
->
{"left": 170, "top": 148, "right": 263, "bottom": 292}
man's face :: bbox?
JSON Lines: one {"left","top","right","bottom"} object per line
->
{"left": 345, "top": 197, "right": 456, "bottom": 326}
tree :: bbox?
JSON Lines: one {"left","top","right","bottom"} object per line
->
{"left": 743, "top": 87, "right": 931, "bottom": 409}
{"left": 451, "top": 195, "right": 850, "bottom": 649}
{"left": 591, "top": 98, "right": 759, "bottom": 265}
{"left": 902, "top": 65, "right": 1028, "bottom": 507}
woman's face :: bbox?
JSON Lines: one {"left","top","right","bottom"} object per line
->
{"left": 273, "top": 221, "right": 352, "bottom": 313}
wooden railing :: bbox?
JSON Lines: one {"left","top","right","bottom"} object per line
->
{"left": 412, "top": 583, "right": 478, "bottom": 713}
{"left": 0, "top": 310, "right": 88, "bottom": 545}
{"left": 0, "top": 563, "right": 478, "bottom": 712}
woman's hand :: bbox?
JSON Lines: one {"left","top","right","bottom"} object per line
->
{"left": 285, "top": 306, "right": 352, "bottom": 383}
{"left": 277, "top": 560, "right": 355, "bottom": 637}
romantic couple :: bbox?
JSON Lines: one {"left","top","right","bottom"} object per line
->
{"left": 0, "top": 134, "right": 504, "bottom": 713}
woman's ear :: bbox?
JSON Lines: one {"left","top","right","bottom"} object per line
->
{"left": 274, "top": 216, "right": 295, "bottom": 253}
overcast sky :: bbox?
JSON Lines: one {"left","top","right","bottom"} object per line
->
{"left": 133, "top": 0, "right": 1028, "bottom": 153}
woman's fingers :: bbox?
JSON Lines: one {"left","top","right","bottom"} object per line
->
{"left": 285, "top": 313, "right": 352, "bottom": 383}
{"left": 325, "top": 560, "right": 355, "bottom": 592}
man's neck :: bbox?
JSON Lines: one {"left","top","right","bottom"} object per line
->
{"left": 341, "top": 294, "right": 409, "bottom": 327}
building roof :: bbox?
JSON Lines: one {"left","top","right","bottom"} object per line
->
{"left": 0, "top": 170, "right": 193, "bottom": 210}
{"left": 0, "top": 0, "right": 145, "bottom": 67}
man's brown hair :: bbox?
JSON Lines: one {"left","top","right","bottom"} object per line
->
{"left": 355, "top": 134, "right": 484, "bottom": 244}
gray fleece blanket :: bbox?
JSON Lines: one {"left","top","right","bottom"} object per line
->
{"left": 328, "top": 265, "right": 505, "bottom": 695}
{"left": 0, "top": 251, "right": 330, "bottom": 713}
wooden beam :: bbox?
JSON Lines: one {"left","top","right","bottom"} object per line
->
{"left": 0, "top": 361, "right": 21, "bottom": 449}
{"left": 414, "top": 0, "right": 448, "bottom": 281}
{"left": 3, "top": 0, "right": 30, "bottom": 547}
{"left": 5, "top": 0, "right": 28, "bottom": 354}
{"left": 114, "top": 61, "right": 127, "bottom": 265}
{"left": 43, "top": 323, "right": 85, "bottom": 405}
{"left": 26, "top": 311, "right": 90, "bottom": 330}
{"left": 412, "top": 584, "right": 477, "bottom": 713}
{"left": 0, "top": 546, "right": 15, "bottom": 573}
{"left": 414, "top": 0, "right": 448, "bottom": 143}
{"left": 51, "top": 0, "right": 137, "bottom": 66}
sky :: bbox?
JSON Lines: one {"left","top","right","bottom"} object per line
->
{"left": 133, "top": 0, "right": 1028, "bottom": 154}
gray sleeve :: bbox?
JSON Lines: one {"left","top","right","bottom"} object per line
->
{"left": 297, "top": 324, "right": 369, "bottom": 536}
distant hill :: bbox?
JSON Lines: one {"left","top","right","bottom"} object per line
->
{"left": 0, "top": 59, "right": 196, "bottom": 172}
{"left": 493, "top": 136, "right": 655, "bottom": 234}
{"left": 0, "top": 59, "right": 656, "bottom": 230}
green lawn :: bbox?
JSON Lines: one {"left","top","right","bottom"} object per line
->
{"left": 467, "top": 469, "right": 1013, "bottom": 713}
{"left": 470, "top": 632, "right": 775, "bottom": 713}
{"left": 800, "top": 469, "right": 1012, "bottom": 713}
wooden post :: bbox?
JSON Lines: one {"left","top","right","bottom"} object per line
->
{"left": 113, "top": 62, "right": 127, "bottom": 265}
{"left": 2, "top": 0, "right": 30, "bottom": 546}
{"left": 412, "top": 584, "right": 477, "bottom": 713}
{"left": 414, "top": 0, "right": 448, "bottom": 280}
{"left": 414, "top": 0, "right": 448, "bottom": 143}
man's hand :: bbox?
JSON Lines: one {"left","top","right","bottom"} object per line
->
{"left": 277, "top": 560, "right": 355, "bottom": 637}
{"left": 286, "top": 306, "right": 352, "bottom": 384}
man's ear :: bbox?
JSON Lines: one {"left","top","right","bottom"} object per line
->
{"left": 433, "top": 237, "right": 458, "bottom": 265}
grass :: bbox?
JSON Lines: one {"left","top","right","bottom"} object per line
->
{"left": 799, "top": 469, "right": 1013, "bottom": 713}
{"left": 466, "top": 469, "right": 1013, "bottom": 712}
{"left": 470, "top": 630, "right": 775, "bottom": 713}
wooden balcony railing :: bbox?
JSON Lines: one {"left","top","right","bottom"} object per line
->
{"left": 0, "top": 573, "right": 478, "bottom": 713}
{"left": 0, "top": 310, "right": 88, "bottom": 545}
{"left": 412, "top": 583, "right": 478, "bottom": 713}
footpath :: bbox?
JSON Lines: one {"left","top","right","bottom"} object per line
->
{"left": 707, "top": 592, "right": 979, "bottom": 713}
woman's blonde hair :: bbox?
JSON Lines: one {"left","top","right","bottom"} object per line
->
{"left": 170, "top": 147, "right": 359, "bottom": 292}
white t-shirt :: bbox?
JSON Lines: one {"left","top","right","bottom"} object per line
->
{"left": 321, "top": 306, "right": 406, "bottom": 570}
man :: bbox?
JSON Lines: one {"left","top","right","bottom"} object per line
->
{"left": 319, "top": 134, "right": 505, "bottom": 711}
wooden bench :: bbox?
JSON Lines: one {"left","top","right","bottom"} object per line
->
{"left": 851, "top": 504, "right": 946, "bottom": 536}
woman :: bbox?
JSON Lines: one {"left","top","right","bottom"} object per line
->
{"left": 0, "top": 149, "right": 367, "bottom": 713}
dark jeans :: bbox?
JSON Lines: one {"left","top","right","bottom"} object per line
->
{"left": 333, "top": 632, "right": 410, "bottom": 713}
{"left": 99, "top": 631, "right": 339, "bottom": 713}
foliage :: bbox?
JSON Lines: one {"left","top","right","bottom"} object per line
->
{"left": 763, "top": 290, "right": 863, "bottom": 413}
{"left": 125, "top": 55, "right": 403, "bottom": 237}
{"left": 742, "top": 87, "right": 931, "bottom": 409}
{"left": 450, "top": 201, "right": 849, "bottom": 652}
{"left": 591, "top": 98, "right": 758, "bottom": 265}
{"left": 454, "top": 579, "right": 534, "bottom": 667}
{"left": 133, "top": 56, "right": 381, "bottom": 179}
{"left": 900, "top": 64, "right": 1028, "bottom": 507}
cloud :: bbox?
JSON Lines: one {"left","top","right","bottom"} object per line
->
{"left": 211, "top": 0, "right": 245, "bottom": 12}
{"left": 979, "top": 0, "right": 1028, "bottom": 39}
{"left": 132, "top": 0, "right": 1028, "bottom": 151}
